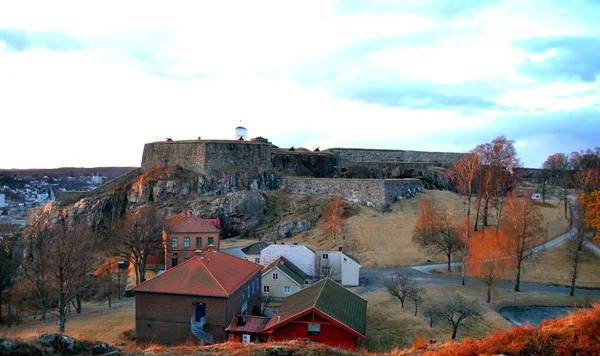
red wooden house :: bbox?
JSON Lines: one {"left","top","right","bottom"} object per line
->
{"left": 226, "top": 278, "right": 367, "bottom": 350}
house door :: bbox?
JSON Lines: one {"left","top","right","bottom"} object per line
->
{"left": 195, "top": 302, "right": 206, "bottom": 322}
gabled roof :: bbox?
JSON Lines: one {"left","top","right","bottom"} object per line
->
{"left": 344, "top": 253, "right": 361, "bottom": 265}
{"left": 164, "top": 210, "right": 220, "bottom": 234}
{"left": 133, "top": 250, "right": 262, "bottom": 297}
{"left": 241, "top": 241, "right": 270, "bottom": 255}
{"left": 225, "top": 315, "right": 271, "bottom": 334}
{"left": 263, "top": 278, "right": 367, "bottom": 338}
{"left": 262, "top": 257, "right": 308, "bottom": 286}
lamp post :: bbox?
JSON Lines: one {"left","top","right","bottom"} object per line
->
{"left": 546, "top": 221, "right": 550, "bottom": 240}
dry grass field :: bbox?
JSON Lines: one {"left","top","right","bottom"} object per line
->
{"left": 0, "top": 301, "right": 135, "bottom": 349}
{"left": 363, "top": 284, "right": 598, "bottom": 352}
{"left": 284, "top": 190, "right": 569, "bottom": 268}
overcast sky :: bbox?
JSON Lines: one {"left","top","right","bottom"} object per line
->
{"left": 1, "top": 0, "right": 599, "bottom": 169}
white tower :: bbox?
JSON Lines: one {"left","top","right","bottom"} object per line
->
{"left": 235, "top": 121, "right": 247, "bottom": 140}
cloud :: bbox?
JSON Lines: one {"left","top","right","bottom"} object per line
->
{"left": 0, "top": 28, "right": 84, "bottom": 52}
{"left": 516, "top": 37, "right": 600, "bottom": 82}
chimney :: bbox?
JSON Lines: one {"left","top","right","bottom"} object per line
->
{"left": 193, "top": 250, "right": 202, "bottom": 257}
{"left": 337, "top": 246, "right": 343, "bottom": 251}
{"left": 277, "top": 315, "right": 281, "bottom": 323}
{"left": 207, "top": 244, "right": 215, "bottom": 250}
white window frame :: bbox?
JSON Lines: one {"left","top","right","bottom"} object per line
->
{"left": 183, "top": 237, "right": 190, "bottom": 248}
{"left": 322, "top": 253, "right": 329, "bottom": 259}
{"left": 272, "top": 272, "right": 279, "bottom": 280}
{"left": 171, "top": 237, "right": 178, "bottom": 248}
{"left": 254, "top": 257, "right": 260, "bottom": 263}
{"left": 283, "top": 285, "right": 291, "bottom": 294}
{"left": 263, "top": 285, "right": 270, "bottom": 293}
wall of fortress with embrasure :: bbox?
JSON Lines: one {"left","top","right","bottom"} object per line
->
{"left": 67, "top": 140, "right": 462, "bottom": 209}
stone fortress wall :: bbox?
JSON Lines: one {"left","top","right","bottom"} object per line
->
{"left": 133, "top": 139, "right": 464, "bottom": 210}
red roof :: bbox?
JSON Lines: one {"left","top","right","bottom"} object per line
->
{"left": 225, "top": 315, "right": 272, "bottom": 334}
{"left": 133, "top": 250, "right": 262, "bottom": 297}
{"left": 164, "top": 211, "right": 220, "bottom": 234}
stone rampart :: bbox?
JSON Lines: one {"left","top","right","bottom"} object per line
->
{"left": 141, "top": 140, "right": 273, "bottom": 175}
{"left": 271, "top": 149, "right": 337, "bottom": 177}
{"left": 282, "top": 177, "right": 423, "bottom": 209}
{"left": 327, "top": 148, "right": 464, "bottom": 168}
{"left": 56, "top": 168, "right": 142, "bottom": 205}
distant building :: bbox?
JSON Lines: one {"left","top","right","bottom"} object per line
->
{"left": 226, "top": 278, "right": 367, "bottom": 350}
{"left": 133, "top": 249, "right": 263, "bottom": 345}
{"left": 260, "top": 244, "right": 316, "bottom": 277}
{"left": 261, "top": 257, "right": 309, "bottom": 301}
{"left": 0, "top": 193, "right": 5, "bottom": 208}
{"left": 316, "top": 247, "right": 362, "bottom": 286}
{"left": 163, "top": 210, "right": 221, "bottom": 269}
{"left": 91, "top": 175, "right": 104, "bottom": 185}
{"left": 241, "top": 241, "right": 270, "bottom": 263}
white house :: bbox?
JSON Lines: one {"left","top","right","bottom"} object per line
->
{"left": 316, "top": 247, "right": 361, "bottom": 286}
{"left": 260, "top": 244, "right": 316, "bottom": 277}
{"left": 241, "top": 241, "right": 269, "bottom": 264}
{"left": 0, "top": 194, "right": 5, "bottom": 208}
{"left": 261, "top": 257, "right": 308, "bottom": 301}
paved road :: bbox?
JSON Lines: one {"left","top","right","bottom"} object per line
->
{"left": 355, "top": 204, "right": 600, "bottom": 297}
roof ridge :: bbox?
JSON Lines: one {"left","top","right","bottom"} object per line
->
{"left": 132, "top": 257, "right": 198, "bottom": 291}
{"left": 313, "top": 278, "right": 328, "bottom": 307}
{"left": 197, "top": 254, "right": 229, "bottom": 296}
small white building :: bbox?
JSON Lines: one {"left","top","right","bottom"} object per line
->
{"left": 0, "top": 193, "right": 5, "bottom": 208}
{"left": 241, "top": 241, "right": 269, "bottom": 264}
{"left": 316, "top": 247, "right": 361, "bottom": 286}
{"left": 261, "top": 257, "right": 308, "bottom": 301}
{"left": 530, "top": 193, "right": 542, "bottom": 200}
{"left": 260, "top": 244, "right": 316, "bottom": 277}
{"left": 91, "top": 175, "right": 104, "bottom": 185}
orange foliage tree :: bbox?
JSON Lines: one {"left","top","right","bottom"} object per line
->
{"left": 466, "top": 228, "right": 515, "bottom": 303}
{"left": 501, "top": 192, "right": 545, "bottom": 292}
{"left": 413, "top": 196, "right": 439, "bottom": 262}
{"left": 321, "top": 194, "right": 345, "bottom": 241}
{"left": 583, "top": 190, "right": 600, "bottom": 244}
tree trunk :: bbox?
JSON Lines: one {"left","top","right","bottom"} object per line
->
{"left": 483, "top": 197, "right": 490, "bottom": 227}
{"left": 41, "top": 303, "right": 47, "bottom": 321}
{"left": 514, "top": 260, "right": 522, "bottom": 292}
{"left": 429, "top": 317, "right": 433, "bottom": 328}
{"left": 451, "top": 325, "right": 458, "bottom": 340}
{"left": 474, "top": 199, "right": 482, "bottom": 232}
{"left": 487, "top": 284, "right": 492, "bottom": 303}
{"left": 58, "top": 279, "right": 66, "bottom": 333}
{"left": 563, "top": 184, "right": 568, "bottom": 220}
{"left": 447, "top": 254, "right": 451, "bottom": 272}
{"left": 541, "top": 181, "right": 546, "bottom": 204}
{"left": 400, "top": 298, "right": 404, "bottom": 308}
{"left": 0, "top": 287, "right": 3, "bottom": 324}
{"left": 7, "top": 296, "right": 12, "bottom": 328}
{"left": 414, "top": 302, "right": 418, "bottom": 317}
{"left": 570, "top": 248, "right": 581, "bottom": 296}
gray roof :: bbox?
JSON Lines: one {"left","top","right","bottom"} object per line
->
{"left": 241, "top": 241, "right": 270, "bottom": 255}
{"left": 344, "top": 253, "right": 361, "bottom": 265}
{"left": 263, "top": 257, "right": 307, "bottom": 286}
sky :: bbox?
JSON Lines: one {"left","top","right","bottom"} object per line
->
{"left": 0, "top": 0, "right": 599, "bottom": 169}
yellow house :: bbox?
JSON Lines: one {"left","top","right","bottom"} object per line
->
{"left": 261, "top": 257, "right": 309, "bottom": 301}
{"left": 163, "top": 210, "right": 220, "bottom": 269}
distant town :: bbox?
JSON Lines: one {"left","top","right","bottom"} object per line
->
{"left": 0, "top": 168, "right": 134, "bottom": 226}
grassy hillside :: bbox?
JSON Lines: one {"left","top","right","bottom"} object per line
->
{"left": 281, "top": 190, "right": 570, "bottom": 268}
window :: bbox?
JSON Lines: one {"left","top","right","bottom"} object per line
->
{"left": 208, "top": 237, "right": 214, "bottom": 245}
{"left": 195, "top": 237, "right": 202, "bottom": 248}
{"left": 283, "top": 286, "right": 291, "bottom": 294}
{"left": 322, "top": 253, "right": 329, "bottom": 259}
{"left": 247, "top": 283, "right": 250, "bottom": 297}
{"left": 263, "top": 285, "right": 270, "bottom": 293}
{"left": 254, "top": 257, "right": 260, "bottom": 263}
{"left": 183, "top": 257, "right": 190, "bottom": 262}
{"left": 184, "top": 237, "right": 190, "bottom": 248}
{"left": 242, "top": 291, "right": 245, "bottom": 300}
{"left": 321, "top": 266, "right": 331, "bottom": 275}
{"left": 307, "top": 323, "right": 321, "bottom": 336}
{"left": 272, "top": 272, "right": 279, "bottom": 280}
{"left": 171, "top": 237, "right": 178, "bottom": 248}
{"left": 171, "top": 253, "right": 178, "bottom": 267}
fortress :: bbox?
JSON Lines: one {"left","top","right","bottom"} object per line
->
{"left": 56, "top": 131, "right": 465, "bottom": 210}
{"left": 137, "top": 138, "right": 464, "bottom": 209}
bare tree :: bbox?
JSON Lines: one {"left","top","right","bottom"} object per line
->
{"left": 46, "top": 214, "right": 97, "bottom": 333}
{"left": 430, "top": 206, "right": 465, "bottom": 272}
{"left": 407, "top": 286, "right": 426, "bottom": 317}
{"left": 385, "top": 272, "right": 416, "bottom": 308}
{"left": 437, "top": 294, "right": 482, "bottom": 340}
{"left": 22, "top": 216, "right": 55, "bottom": 321}
{"left": 260, "top": 292, "right": 273, "bottom": 315}
{"left": 568, "top": 199, "right": 594, "bottom": 296}
{"left": 543, "top": 153, "right": 570, "bottom": 220}
{"left": 111, "top": 205, "right": 164, "bottom": 285}
{"left": 321, "top": 195, "right": 345, "bottom": 241}
{"left": 413, "top": 196, "right": 439, "bottom": 262}
{"left": 0, "top": 223, "right": 23, "bottom": 327}
{"left": 423, "top": 304, "right": 441, "bottom": 328}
